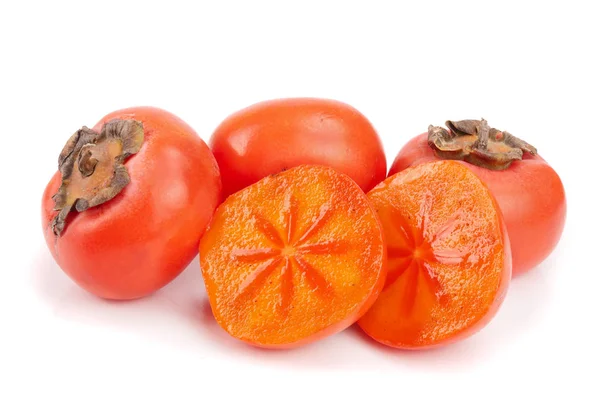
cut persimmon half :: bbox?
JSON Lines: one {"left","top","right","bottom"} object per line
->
{"left": 358, "top": 160, "right": 511, "bottom": 349}
{"left": 199, "top": 165, "right": 387, "bottom": 348}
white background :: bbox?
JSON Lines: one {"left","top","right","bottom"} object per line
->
{"left": 1, "top": 1, "right": 598, "bottom": 399}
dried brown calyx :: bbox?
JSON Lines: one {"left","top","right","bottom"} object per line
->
{"left": 427, "top": 119, "right": 537, "bottom": 170}
{"left": 51, "top": 119, "right": 144, "bottom": 236}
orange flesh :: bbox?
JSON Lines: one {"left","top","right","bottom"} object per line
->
{"left": 358, "top": 161, "right": 510, "bottom": 348}
{"left": 200, "top": 165, "right": 386, "bottom": 348}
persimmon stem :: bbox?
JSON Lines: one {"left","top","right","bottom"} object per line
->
{"left": 428, "top": 119, "right": 537, "bottom": 170}
{"left": 78, "top": 145, "right": 98, "bottom": 177}
{"left": 50, "top": 119, "right": 144, "bottom": 236}
{"left": 473, "top": 119, "right": 490, "bottom": 150}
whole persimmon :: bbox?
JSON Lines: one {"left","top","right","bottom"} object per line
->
{"left": 389, "top": 119, "right": 566, "bottom": 276}
{"left": 41, "top": 107, "right": 222, "bottom": 300}
{"left": 209, "top": 98, "right": 386, "bottom": 198}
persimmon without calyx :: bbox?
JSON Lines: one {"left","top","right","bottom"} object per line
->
{"left": 389, "top": 119, "right": 566, "bottom": 276}
{"left": 200, "top": 165, "right": 387, "bottom": 348}
{"left": 41, "top": 107, "right": 222, "bottom": 300}
{"left": 209, "top": 98, "right": 387, "bottom": 198}
{"left": 359, "top": 160, "right": 511, "bottom": 349}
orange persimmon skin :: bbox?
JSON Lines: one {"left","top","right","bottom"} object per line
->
{"left": 41, "top": 107, "right": 222, "bottom": 300}
{"left": 200, "top": 165, "right": 387, "bottom": 348}
{"left": 209, "top": 98, "right": 387, "bottom": 198}
{"left": 389, "top": 133, "right": 566, "bottom": 276}
{"left": 359, "top": 161, "right": 511, "bottom": 349}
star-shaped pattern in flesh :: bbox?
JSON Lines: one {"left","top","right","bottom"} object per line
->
{"left": 230, "top": 191, "right": 350, "bottom": 316}
{"left": 385, "top": 193, "right": 468, "bottom": 315}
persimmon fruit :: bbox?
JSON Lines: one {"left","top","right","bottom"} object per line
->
{"left": 389, "top": 119, "right": 566, "bottom": 275}
{"left": 199, "top": 165, "right": 387, "bottom": 348}
{"left": 359, "top": 160, "right": 511, "bottom": 349}
{"left": 41, "top": 107, "right": 222, "bottom": 300}
{"left": 209, "top": 98, "right": 387, "bottom": 198}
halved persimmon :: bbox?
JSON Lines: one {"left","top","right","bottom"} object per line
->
{"left": 200, "top": 165, "right": 387, "bottom": 348}
{"left": 358, "top": 160, "right": 511, "bottom": 349}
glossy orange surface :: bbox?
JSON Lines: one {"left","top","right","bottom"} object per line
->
{"left": 200, "top": 165, "right": 387, "bottom": 348}
{"left": 42, "top": 107, "right": 222, "bottom": 300}
{"left": 209, "top": 98, "right": 387, "bottom": 198}
{"left": 389, "top": 133, "right": 566, "bottom": 275}
{"left": 359, "top": 161, "right": 511, "bottom": 349}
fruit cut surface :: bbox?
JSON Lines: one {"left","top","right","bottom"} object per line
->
{"left": 388, "top": 132, "right": 566, "bottom": 275}
{"left": 200, "top": 165, "right": 387, "bottom": 348}
{"left": 359, "top": 161, "right": 511, "bottom": 349}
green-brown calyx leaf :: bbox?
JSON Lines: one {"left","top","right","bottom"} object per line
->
{"left": 51, "top": 119, "right": 144, "bottom": 236}
{"left": 427, "top": 119, "right": 537, "bottom": 170}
